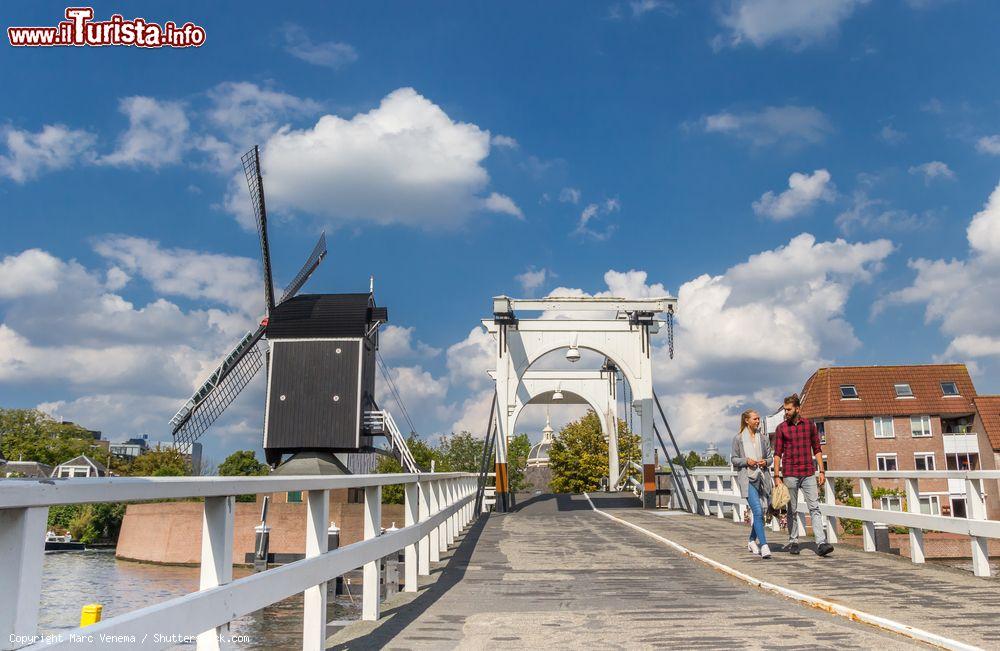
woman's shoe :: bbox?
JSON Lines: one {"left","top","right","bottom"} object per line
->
{"left": 760, "top": 544, "right": 772, "bottom": 559}
{"left": 748, "top": 540, "right": 759, "bottom": 555}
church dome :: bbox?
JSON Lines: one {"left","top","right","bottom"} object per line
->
{"left": 527, "top": 414, "right": 555, "bottom": 468}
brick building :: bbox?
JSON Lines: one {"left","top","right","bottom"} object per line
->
{"left": 799, "top": 364, "right": 1000, "bottom": 520}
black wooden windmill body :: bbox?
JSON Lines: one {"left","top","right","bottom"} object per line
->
{"left": 170, "top": 146, "right": 414, "bottom": 473}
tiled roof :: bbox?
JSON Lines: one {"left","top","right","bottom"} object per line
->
{"left": 799, "top": 364, "right": 977, "bottom": 419}
{"left": 973, "top": 396, "right": 1000, "bottom": 449}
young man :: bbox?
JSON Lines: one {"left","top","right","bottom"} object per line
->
{"left": 773, "top": 393, "right": 833, "bottom": 557}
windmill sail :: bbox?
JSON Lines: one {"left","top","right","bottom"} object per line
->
{"left": 279, "top": 232, "right": 327, "bottom": 304}
{"left": 242, "top": 146, "right": 275, "bottom": 314}
{"left": 171, "top": 325, "right": 266, "bottom": 446}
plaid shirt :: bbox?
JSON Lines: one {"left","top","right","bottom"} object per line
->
{"left": 775, "top": 416, "right": 822, "bottom": 477}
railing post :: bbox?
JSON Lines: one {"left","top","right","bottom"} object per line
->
{"left": 860, "top": 478, "right": 875, "bottom": 552}
{"left": 904, "top": 479, "right": 924, "bottom": 564}
{"left": 404, "top": 482, "right": 419, "bottom": 592}
{"left": 303, "top": 489, "right": 329, "bottom": 650}
{"left": 362, "top": 484, "right": 382, "bottom": 621}
{"left": 428, "top": 479, "right": 441, "bottom": 563}
{"left": 0, "top": 507, "right": 47, "bottom": 651}
{"left": 197, "top": 496, "right": 234, "bottom": 651}
{"left": 437, "top": 481, "right": 448, "bottom": 554}
{"left": 731, "top": 475, "right": 741, "bottom": 523}
{"left": 447, "top": 479, "right": 457, "bottom": 544}
{"left": 966, "top": 477, "right": 990, "bottom": 577}
{"left": 822, "top": 478, "right": 839, "bottom": 544}
{"left": 418, "top": 481, "right": 432, "bottom": 573}
{"left": 714, "top": 476, "right": 724, "bottom": 519}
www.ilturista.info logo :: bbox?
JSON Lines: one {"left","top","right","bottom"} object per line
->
{"left": 7, "top": 7, "right": 206, "bottom": 48}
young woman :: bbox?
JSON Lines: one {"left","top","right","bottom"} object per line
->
{"left": 731, "top": 409, "right": 774, "bottom": 558}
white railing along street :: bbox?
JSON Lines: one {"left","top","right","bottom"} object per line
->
{"left": 0, "top": 472, "right": 479, "bottom": 650}
{"left": 685, "top": 468, "right": 1000, "bottom": 578}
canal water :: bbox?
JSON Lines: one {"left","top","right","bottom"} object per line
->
{"left": 39, "top": 551, "right": 361, "bottom": 649}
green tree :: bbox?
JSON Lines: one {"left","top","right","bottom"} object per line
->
{"left": 218, "top": 450, "right": 269, "bottom": 476}
{"left": 507, "top": 433, "right": 531, "bottom": 492}
{"left": 49, "top": 503, "right": 126, "bottom": 544}
{"left": 0, "top": 408, "right": 102, "bottom": 466}
{"left": 129, "top": 445, "right": 189, "bottom": 476}
{"left": 549, "top": 411, "right": 640, "bottom": 493}
{"left": 703, "top": 453, "right": 729, "bottom": 467}
{"left": 439, "top": 431, "right": 484, "bottom": 472}
{"left": 376, "top": 454, "right": 405, "bottom": 504}
{"left": 218, "top": 450, "right": 269, "bottom": 502}
{"left": 684, "top": 451, "right": 703, "bottom": 469}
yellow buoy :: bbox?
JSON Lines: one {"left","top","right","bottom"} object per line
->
{"left": 80, "top": 604, "right": 103, "bottom": 627}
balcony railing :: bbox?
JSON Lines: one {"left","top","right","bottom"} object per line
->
{"left": 0, "top": 472, "right": 478, "bottom": 650}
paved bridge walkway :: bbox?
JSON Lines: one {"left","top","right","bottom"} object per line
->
{"left": 328, "top": 493, "right": 997, "bottom": 650}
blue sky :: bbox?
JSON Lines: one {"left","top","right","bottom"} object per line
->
{"left": 3, "top": 1, "right": 1000, "bottom": 464}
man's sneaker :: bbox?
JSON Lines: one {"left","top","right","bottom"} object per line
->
{"left": 787, "top": 542, "right": 801, "bottom": 555}
{"left": 817, "top": 543, "right": 834, "bottom": 557}
{"left": 748, "top": 540, "right": 759, "bottom": 555}
{"left": 760, "top": 544, "right": 772, "bottom": 559}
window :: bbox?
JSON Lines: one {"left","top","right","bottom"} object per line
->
{"left": 880, "top": 496, "right": 903, "bottom": 511}
{"left": 894, "top": 383, "right": 913, "bottom": 398}
{"left": 947, "top": 452, "right": 979, "bottom": 471}
{"left": 914, "top": 453, "right": 935, "bottom": 471}
{"left": 840, "top": 385, "right": 859, "bottom": 399}
{"left": 816, "top": 421, "right": 826, "bottom": 445}
{"left": 876, "top": 453, "right": 898, "bottom": 471}
{"left": 940, "top": 381, "right": 959, "bottom": 396}
{"left": 951, "top": 498, "right": 967, "bottom": 518}
{"left": 910, "top": 415, "right": 932, "bottom": 438}
{"left": 286, "top": 491, "right": 302, "bottom": 503}
{"left": 873, "top": 416, "right": 895, "bottom": 439}
{"left": 919, "top": 495, "right": 941, "bottom": 516}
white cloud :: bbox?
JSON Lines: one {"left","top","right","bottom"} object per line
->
{"left": 378, "top": 325, "right": 441, "bottom": 360}
{"left": 559, "top": 187, "right": 581, "bottom": 204}
{"left": 93, "top": 236, "right": 262, "bottom": 315}
{"left": 835, "top": 191, "right": 936, "bottom": 234}
{"left": 515, "top": 268, "right": 549, "bottom": 295}
{"left": 204, "top": 82, "right": 320, "bottom": 155}
{"left": 908, "top": 161, "right": 955, "bottom": 183}
{"left": 885, "top": 180, "right": 1000, "bottom": 361}
{"left": 231, "top": 87, "right": 509, "bottom": 229}
{"left": 0, "top": 249, "right": 68, "bottom": 298}
{"left": 280, "top": 24, "right": 358, "bottom": 69}
{"left": 574, "top": 199, "right": 619, "bottom": 240}
{"left": 752, "top": 169, "right": 834, "bottom": 220}
{"left": 715, "top": 0, "right": 867, "bottom": 50}
{"left": 483, "top": 192, "right": 524, "bottom": 219}
{"left": 0, "top": 124, "right": 96, "bottom": 183}
{"left": 490, "top": 135, "right": 518, "bottom": 149}
{"left": 878, "top": 124, "right": 906, "bottom": 144}
{"left": 630, "top": 0, "right": 675, "bottom": 17}
{"left": 976, "top": 135, "right": 1000, "bottom": 156}
{"left": 700, "top": 105, "right": 832, "bottom": 148}
{"left": 101, "top": 97, "right": 189, "bottom": 168}
{"left": 446, "top": 326, "right": 495, "bottom": 392}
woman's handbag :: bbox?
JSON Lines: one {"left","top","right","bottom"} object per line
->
{"left": 771, "top": 480, "right": 790, "bottom": 510}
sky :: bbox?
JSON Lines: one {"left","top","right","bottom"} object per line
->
{"left": 3, "top": 0, "right": 1000, "bottom": 466}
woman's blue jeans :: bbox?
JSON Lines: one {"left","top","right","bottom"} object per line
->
{"left": 746, "top": 482, "right": 768, "bottom": 546}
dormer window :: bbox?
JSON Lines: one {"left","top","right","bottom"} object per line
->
{"left": 941, "top": 381, "right": 959, "bottom": 396}
{"left": 840, "top": 385, "right": 859, "bottom": 399}
{"left": 894, "top": 383, "right": 914, "bottom": 398}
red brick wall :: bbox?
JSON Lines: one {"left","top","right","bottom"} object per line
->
{"left": 116, "top": 494, "right": 405, "bottom": 565}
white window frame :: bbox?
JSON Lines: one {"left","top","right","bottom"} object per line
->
{"left": 918, "top": 495, "right": 941, "bottom": 516}
{"left": 873, "top": 416, "right": 895, "bottom": 439}
{"left": 840, "top": 384, "right": 859, "bottom": 399}
{"left": 880, "top": 495, "right": 903, "bottom": 511}
{"left": 910, "top": 415, "right": 932, "bottom": 438}
{"left": 914, "top": 452, "right": 935, "bottom": 471}
{"left": 940, "top": 381, "right": 960, "bottom": 397}
{"left": 876, "top": 453, "right": 898, "bottom": 472}
{"left": 894, "top": 383, "right": 914, "bottom": 398}
{"left": 816, "top": 421, "right": 826, "bottom": 445}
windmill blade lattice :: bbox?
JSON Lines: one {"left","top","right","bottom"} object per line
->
{"left": 242, "top": 146, "right": 275, "bottom": 314}
{"left": 279, "top": 232, "right": 327, "bottom": 304}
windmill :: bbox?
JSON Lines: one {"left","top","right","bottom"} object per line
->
{"left": 169, "top": 146, "right": 418, "bottom": 474}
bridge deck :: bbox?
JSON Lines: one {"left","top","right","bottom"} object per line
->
{"left": 325, "top": 493, "right": 989, "bottom": 649}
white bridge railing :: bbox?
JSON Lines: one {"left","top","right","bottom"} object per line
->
{"left": 685, "top": 468, "right": 1000, "bottom": 577}
{"left": 0, "top": 472, "right": 478, "bottom": 650}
